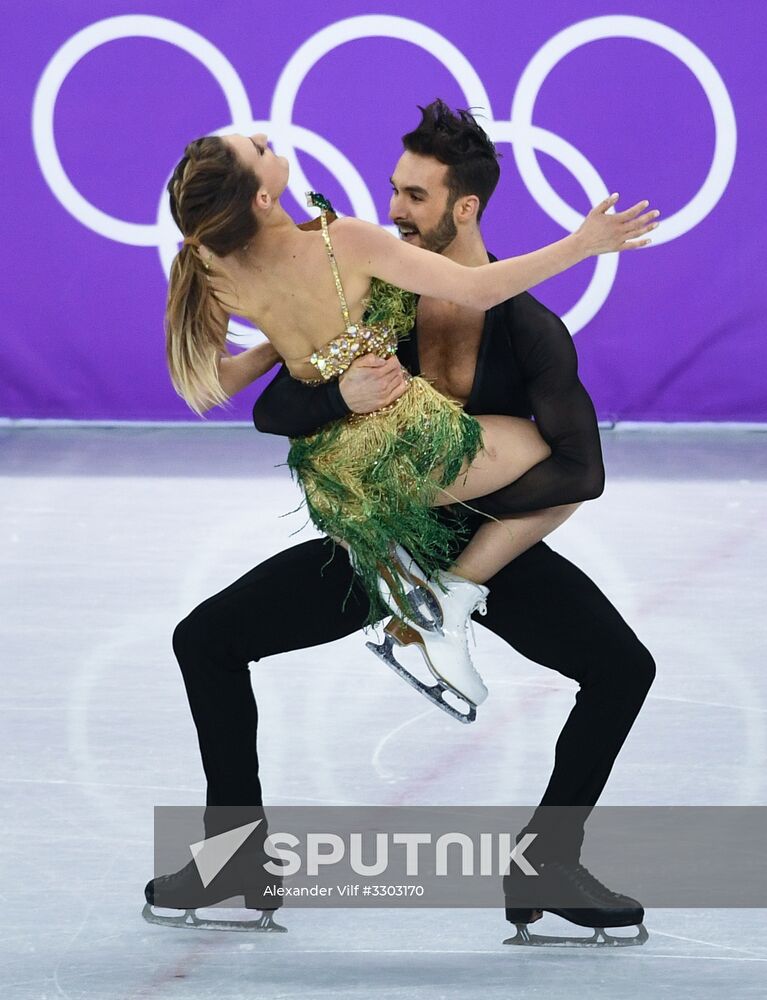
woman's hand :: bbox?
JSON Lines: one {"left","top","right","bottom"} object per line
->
{"left": 575, "top": 194, "right": 660, "bottom": 256}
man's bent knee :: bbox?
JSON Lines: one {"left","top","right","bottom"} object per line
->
{"left": 634, "top": 644, "right": 656, "bottom": 695}
{"left": 171, "top": 608, "right": 219, "bottom": 668}
{"left": 613, "top": 642, "right": 656, "bottom": 701}
{"left": 583, "top": 639, "right": 656, "bottom": 697}
{"left": 172, "top": 613, "right": 199, "bottom": 665}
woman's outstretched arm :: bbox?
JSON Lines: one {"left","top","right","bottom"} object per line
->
{"left": 336, "top": 194, "right": 658, "bottom": 311}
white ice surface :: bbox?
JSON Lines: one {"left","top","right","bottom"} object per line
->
{"left": 1, "top": 427, "right": 766, "bottom": 999}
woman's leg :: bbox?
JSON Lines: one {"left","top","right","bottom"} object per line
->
{"left": 433, "top": 415, "right": 551, "bottom": 505}
{"left": 431, "top": 415, "right": 554, "bottom": 585}
{"left": 449, "top": 509, "right": 576, "bottom": 584}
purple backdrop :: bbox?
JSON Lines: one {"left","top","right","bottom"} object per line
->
{"left": 3, "top": 1, "right": 765, "bottom": 421}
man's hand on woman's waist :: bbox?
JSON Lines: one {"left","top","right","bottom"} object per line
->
{"left": 339, "top": 355, "right": 409, "bottom": 413}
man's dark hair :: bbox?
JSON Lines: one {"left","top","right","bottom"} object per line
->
{"left": 402, "top": 99, "right": 500, "bottom": 220}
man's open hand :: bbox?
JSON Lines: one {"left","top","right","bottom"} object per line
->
{"left": 338, "top": 355, "right": 408, "bottom": 413}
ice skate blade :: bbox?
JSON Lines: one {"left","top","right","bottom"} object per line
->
{"left": 407, "top": 585, "right": 444, "bottom": 633}
{"left": 504, "top": 922, "right": 648, "bottom": 947}
{"left": 377, "top": 564, "right": 443, "bottom": 632}
{"left": 142, "top": 903, "right": 287, "bottom": 932}
{"left": 366, "top": 636, "right": 476, "bottom": 724}
{"left": 389, "top": 543, "right": 445, "bottom": 632}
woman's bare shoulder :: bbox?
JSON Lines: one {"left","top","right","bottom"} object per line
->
{"left": 329, "top": 216, "right": 392, "bottom": 249}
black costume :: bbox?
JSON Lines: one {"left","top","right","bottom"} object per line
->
{"left": 173, "top": 288, "right": 654, "bottom": 859}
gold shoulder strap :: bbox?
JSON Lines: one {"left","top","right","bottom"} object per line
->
{"left": 318, "top": 209, "right": 353, "bottom": 332}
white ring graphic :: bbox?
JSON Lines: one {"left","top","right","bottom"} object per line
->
{"left": 32, "top": 13, "right": 737, "bottom": 343}
{"left": 270, "top": 14, "right": 492, "bottom": 217}
{"left": 32, "top": 14, "right": 253, "bottom": 246}
{"left": 490, "top": 120, "right": 619, "bottom": 339}
{"left": 511, "top": 15, "right": 737, "bottom": 244}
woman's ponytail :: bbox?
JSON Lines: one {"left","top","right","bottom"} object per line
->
{"left": 164, "top": 137, "right": 259, "bottom": 414}
{"left": 165, "top": 240, "right": 229, "bottom": 414}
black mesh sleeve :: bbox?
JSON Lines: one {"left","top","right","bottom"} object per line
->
{"left": 471, "top": 296, "right": 605, "bottom": 517}
{"left": 252, "top": 365, "right": 351, "bottom": 437}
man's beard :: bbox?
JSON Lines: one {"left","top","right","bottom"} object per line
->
{"left": 419, "top": 203, "right": 458, "bottom": 253}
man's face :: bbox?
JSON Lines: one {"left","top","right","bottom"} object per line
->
{"left": 389, "top": 151, "right": 457, "bottom": 254}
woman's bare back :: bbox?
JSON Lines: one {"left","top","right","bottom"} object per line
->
{"left": 210, "top": 221, "right": 375, "bottom": 381}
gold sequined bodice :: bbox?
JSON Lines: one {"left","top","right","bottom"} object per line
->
{"left": 299, "top": 197, "right": 412, "bottom": 384}
{"left": 308, "top": 326, "right": 399, "bottom": 382}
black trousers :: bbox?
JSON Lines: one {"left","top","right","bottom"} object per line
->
{"left": 172, "top": 538, "right": 654, "bottom": 853}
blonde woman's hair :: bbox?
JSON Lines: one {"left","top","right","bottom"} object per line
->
{"left": 165, "top": 136, "right": 260, "bottom": 414}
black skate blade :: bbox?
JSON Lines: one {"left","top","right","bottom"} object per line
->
{"left": 142, "top": 903, "right": 287, "bottom": 933}
{"left": 366, "top": 638, "right": 476, "bottom": 724}
{"left": 504, "top": 922, "right": 648, "bottom": 947}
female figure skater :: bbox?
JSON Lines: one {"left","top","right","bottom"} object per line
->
{"left": 164, "top": 132, "right": 657, "bottom": 719}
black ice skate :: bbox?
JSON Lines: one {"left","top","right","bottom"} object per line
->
{"left": 143, "top": 850, "right": 286, "bottom": 932}
{"left": 503, "top": 860, "right": 647, "bottom": 947}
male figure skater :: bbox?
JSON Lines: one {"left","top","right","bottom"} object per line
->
{"left": 147, "top": 101, "right": 654, "bottom": 943}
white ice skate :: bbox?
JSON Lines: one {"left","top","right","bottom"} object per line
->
{"left": 367, "top": 570, "right": 489, "bottom": 724}
{"left": 375, "top": 542, "right": 445, "bottom": 632}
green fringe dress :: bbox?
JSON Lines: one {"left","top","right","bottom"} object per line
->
{"left": 286, "top": 197, "right": 484, "bottom": 624}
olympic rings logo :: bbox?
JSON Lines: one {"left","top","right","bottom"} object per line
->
{"left": 32, "top": 13, "right": 736, "bottom": 344}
